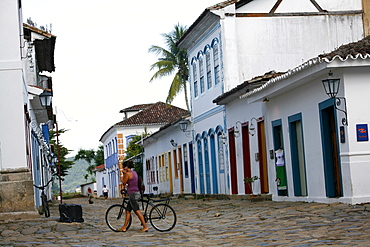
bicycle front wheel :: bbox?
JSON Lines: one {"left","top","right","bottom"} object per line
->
{"left": 42, "top": 195, "right": 50, "bottom": 218}
{"left": 105, "top": 204, "right": 132, "bottom": 232}
{"left": 149, "top": 203, "right": 177, "bottom": 232}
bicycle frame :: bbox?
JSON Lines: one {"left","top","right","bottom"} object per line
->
{"left": 105, "top": 193, "right": 176, "bottom": 232}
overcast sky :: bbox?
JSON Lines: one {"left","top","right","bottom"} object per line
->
{"left": 22, "top": 0, "right": 218, "bottom": 156}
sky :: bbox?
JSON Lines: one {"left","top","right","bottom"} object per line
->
{"left": 22, "top": 0, "right": 218, "bottom": 157}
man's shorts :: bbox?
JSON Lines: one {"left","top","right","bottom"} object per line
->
{"left": 126, "top": 192, "right": 141, "bottom": 212}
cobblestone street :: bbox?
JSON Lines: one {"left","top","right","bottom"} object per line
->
{"left": 1, "top": 196, "right": 370, "bottom": 246}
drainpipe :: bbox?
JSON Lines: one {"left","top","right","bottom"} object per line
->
{"left": 363, "top": 0, "right": 370, "bottom": 37}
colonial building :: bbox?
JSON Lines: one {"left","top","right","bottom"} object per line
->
{"left": 141, "top": 0, "right": 370, "bottom": 204}
{"left": 99, "top": 102, "right": 188, "bottom": 198}
{"left": 0, "top": 1, "right": 56, "bottom": 218}
{"left": 175, "top": 0, "right": 366, "bottom": 197}
{"left": 228, "top": 37, "right": 370, "bottom": 204}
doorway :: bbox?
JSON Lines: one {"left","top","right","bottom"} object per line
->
{"left": 289, "top": 113, "right": 307, "bottom": 196}
{"left": 319, "top": 99, "right": 342, "bottom": 198}
{"left": 228, "top": 128, "right": 238, "bottom": 194}
{"left": 272, "top": 119, "right": 288, "bottom": 196}
{"left": 257, "top": 120, "right": 269, "bottom": 194}
{"left": 241, "top": 123, "right": 252, "bottom": 194}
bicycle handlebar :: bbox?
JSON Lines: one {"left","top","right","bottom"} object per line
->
{"left": 33, "top": 178, "right": 54, "bottom": 190}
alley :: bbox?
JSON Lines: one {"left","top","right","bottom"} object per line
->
{"left": 1, "top": 197, "right": 370, "bottom": 246}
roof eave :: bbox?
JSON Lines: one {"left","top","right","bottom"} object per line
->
{"left": 177, "top": 10, "right": 220, "bottom": 49}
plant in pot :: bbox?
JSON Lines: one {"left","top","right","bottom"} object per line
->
{"left": 244, "top": 176, "right": 259, "bottom": 199}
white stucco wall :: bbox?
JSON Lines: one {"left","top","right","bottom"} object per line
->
{"left": 144, "top": 126, "right": 194, "bottom": 195}
{"left": 238, "top": 0, "right": 362, "bottom": 13}
{"left": 209, "top": 0, "right": 364, "bottom": 92}
{"left": 0, "top": 0, "right": 28, "bottom": 171}
{"left": 225, "top": 99, "right": 266, "bottom": 195}
{"left": 241, "top": 59, "right": 370, "bottom": 204}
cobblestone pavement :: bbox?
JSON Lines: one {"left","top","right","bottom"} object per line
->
{"left": 1, "top": 196, "right": 370, "bottom": 246}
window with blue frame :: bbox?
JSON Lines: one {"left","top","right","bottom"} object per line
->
{"left": 199, "top": 54, "right": 205, "bottom": 94}
{"left": 213, "top": 42, "right": 220, "bottom": 85}
{"left": 193, "top": 63, "right": 198, "bottom": 97}
{"left": 206, "top": 49, "right": 212, "bottom": 89}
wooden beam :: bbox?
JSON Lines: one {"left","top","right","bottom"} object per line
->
{"left": 363, "top": 0, "right": 370, "bottom": 36}
{"left": 310, "top": 0, "right": 325, "bottom": 12}
{"left": 269, "top": 0, "right": 283, "bottom": 14}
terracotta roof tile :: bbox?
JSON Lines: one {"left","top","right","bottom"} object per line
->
{"left": 119, "top": 103, "right": 154, "bottom": 113}
{"left": 213, "top": 71, "right": 284, "bottom": 104}
{"left": 115, "top": 102, "right": 189, "bottom": 127}
{"left": 207, "top": 0, "right": 240, "bottom": 10}
{"left": 319, "top": 35, "right": 370, "bottom": 61}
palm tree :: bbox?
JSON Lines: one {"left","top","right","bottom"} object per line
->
{"left": 149, "top": 24, "right": 190, "bottom": 111}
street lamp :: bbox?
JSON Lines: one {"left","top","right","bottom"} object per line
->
{"left": 178, "top": 120, "right": 193, "bottom": 138}
{"left": 39, "top": 90, "right": 53, "bottom": 108}
{"left": 249, "top": 117, "right": 258, "bottom": 136}
{"left": 322, "top": 71, "right": 348, "bottom": 125}
{"left": 53, "top": 114, "right": 63, "bottom": 204}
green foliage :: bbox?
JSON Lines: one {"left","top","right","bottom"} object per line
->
{"left": 74, "top": 145, "right": 104, "bottom": 181}
{"left": 62, "top": 158, "right": 92, "bottom": 192}
{"left": 125, "top": 135, "right": 144, "bottom": 158}
{"left": 149, "top": 23, "right": 190, "bottom": 111}
{"left": 124, "top": 131, "right": 151, "bottom": 177}
{"left": 244, "top": 176, "right": 260, "bottom": 193}
{"left": 49, "top": 129, "right": 74, "bottom": 179}
{"left": 94, "top": 145, "right": 104, "bottom": 167}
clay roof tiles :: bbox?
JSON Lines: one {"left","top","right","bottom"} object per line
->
{"left": 119, "top": 103, "right": 154, "bottom": 113}
{"left": 115, "top": 102, "right": 188, "bottom": 127}
{"left": 319, "top": 35, "right": 370, "bottom": 61}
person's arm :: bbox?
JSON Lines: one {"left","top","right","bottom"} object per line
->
{"left": 121, "top": 172, "right": 130, "bottom": 186}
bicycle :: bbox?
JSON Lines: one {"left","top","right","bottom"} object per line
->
{"left": 33, "top": 178, "right": 53, "bottom": 218}
{"left": 105, "top": 191, "right": 177, "bottom": 232}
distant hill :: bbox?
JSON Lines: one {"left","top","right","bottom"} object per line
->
{"left": 62, "top": 157, "right": 95, "bottom": 193}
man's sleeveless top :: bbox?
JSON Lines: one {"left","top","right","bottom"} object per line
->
{"left": 127, "top": 170, "right": 139, "bottom": 194}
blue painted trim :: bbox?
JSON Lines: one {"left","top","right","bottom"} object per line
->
{"left": 208, "top": 128, "right": 215, "bottom": 136}
{"left": 194, "top": 105, "right": 225, "bottom": 123}
{"left": 197, "top": 51, "right": 204, "bottom": 59}
{"left": 211, "top": 37, "right": 219, "bottom": 48}
{"left": 288, "top": 112, "right": 307, "bottom": 196}
{"left": 272, "top": 119, "right": 282, "bottom": 127}
{"left": 204, "top": 45, "right": 211, "bottom": 54}
{"left": 202, "top": 131, "right": 208, "bottom": 139}
{"left": 215, "top": 125, "right": 223, "bottom": 134}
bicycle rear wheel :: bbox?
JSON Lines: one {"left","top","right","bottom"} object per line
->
{"left": 105, "top": 204, "right": 132, "bottom": 232}
{"left": 41, "top": 194, "right": 50, "bottom": 218}
{"left": 149, "top": 203, "right": 177, "bottom": 232}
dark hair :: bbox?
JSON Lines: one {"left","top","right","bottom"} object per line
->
{"left": 123, "top": 160, "right": 135, "bottom": 169}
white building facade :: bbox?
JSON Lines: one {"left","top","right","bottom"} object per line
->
{"left": 99, "top": 102, "right": 188, "bottom": 198}
{"left": 175, "top": 0, "right": 367, "bottom": 197}
{"left": 0, "top": 1, "right": 56, "bottom": 218}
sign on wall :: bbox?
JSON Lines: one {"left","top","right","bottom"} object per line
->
{"left": 356, "top": 124, "right": 368, "bottom": 142}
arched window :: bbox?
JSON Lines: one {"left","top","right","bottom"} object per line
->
{"left": 213, "top": 41, "right": 220, "bottom": 85}
{"left": 199, "top": 53, "right": 205, "bottom": 94}
{"left": 205, "top": 48, "right": 212, "bottom": 89}
{"left": 192, "top": 62, "right": 198, "bottom": 97}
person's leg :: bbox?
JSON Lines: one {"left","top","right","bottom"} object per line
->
{"left": 134, "top": 210, "right": 148, "bottom": 232}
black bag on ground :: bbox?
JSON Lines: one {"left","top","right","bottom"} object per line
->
{"left": 59, "top": 204, "right": 84, "bottom": 223}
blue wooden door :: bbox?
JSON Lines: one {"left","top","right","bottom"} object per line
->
{"left": 204, "top": 138, "right": 211, "bottom": 194}
{"left": 197, "top": 140, "right": 205, "bottom": 194}
{"left": 319, "top": 100, "right": 342, "bottom": 198}
{"left": 210, "top": 135, "right": 218, "bottom": 194}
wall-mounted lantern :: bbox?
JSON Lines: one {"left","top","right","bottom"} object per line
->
{"left": 178, "top": 120, "right": 193, "bottom": 138}
{"left": 322, "top": 71, "right": 348, "bottom": 126}
{"left": 170, "top": 139, "right": 177, "bottom": 147}
{"left": 249, "top": 117, "right": 258, "bottom": 136}
{"left": 39, "top": 90, "right": 53, "bottom": 108}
